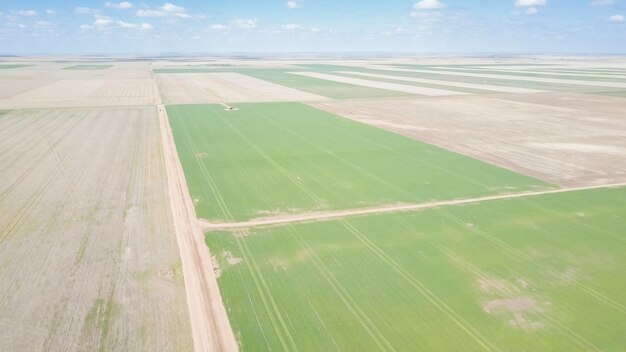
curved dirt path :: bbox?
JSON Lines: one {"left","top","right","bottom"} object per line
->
{"left": 201, "top": 182, "right": 626, "bottom": 231}
{"left": 158, "top": 102, "right": 238, "bottom": 351}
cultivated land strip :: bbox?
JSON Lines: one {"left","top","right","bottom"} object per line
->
{"left": 371, "top": 66, "right": 626, "bottom": 89}
{"left": 337, "top": 71, "right": 547, "bottom": 93}
{"left": 200, "top": 182, "right": 626, "bottom": 230}
{"left": 431, "top": 66, "right": 626, "bottom": 79}
{"left": 157, "top": 100, "right": 238, "bottom": 350}
{"left": 290, "top": 71, "right": 467, "bottom": 96}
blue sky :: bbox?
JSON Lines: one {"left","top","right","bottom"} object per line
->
{"left": 0, "top": 0, "right": 625, "bottom": 54}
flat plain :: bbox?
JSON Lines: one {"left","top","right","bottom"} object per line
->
{"left": 0, "top": 107, "right": 192, "bottom": 350}
{"left": 1, "top": 56, "right": 625, "bottom": 352}
{"left": 158, "top": 58, "right": 626, "bottom": 351}
{"left": 311, "top": 92, "right": 626, "bottom": 186}
{"left": 208, "top": 186, "right": 626, "bottom": 351}
{"left": 167, "top": 102, "right": 550, "bottom": 222}
{"left": 63, "top": 64, "right": 114, "bottom": 70}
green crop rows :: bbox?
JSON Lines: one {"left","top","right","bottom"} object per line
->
{"left": 63, "top": 64, "right": 113, "bottom": 70}
{"left": 167, "top": 100, "right": 623, "bottom": 351}
{"left": 167, "top": 102, "right": 550, "bottom": 222}
{"left": 0, "top": 64, "right": 33, "bottom": 69}
{"left": 208, "top": 187, "right": 626, "bottom": 351}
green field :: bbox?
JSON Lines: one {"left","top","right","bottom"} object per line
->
{"left": 0, "top": 64, "right": 33, "bottom": 69}
{"left": 208, "top": 187, "right": 626, "bottom": 351}
{"left": 167, "top": 103, "right": 551, "bottom": 221}
{"left": 63, "top": 64, "right": 113, "bottom": 70}
{"left": 154, "top": 67, "right": 409, "bottom": 99}
{"left": 154, "top": 64, "right": 623, "bottom": 97}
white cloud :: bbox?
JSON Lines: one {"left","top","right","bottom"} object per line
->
{"left": 161, "top": 3, "right": 185, "bottom": 13}
{"left": 209, "top": 24, "right": 227, "bottom": 31}
{"left": 35, "top": 20, "right": 54, "bottom": 27}
{"left": 75, "top": 7, "right": 98, "bottom": 15}
{"left": 116, "top": 20, "right": 135, "bottom": 28}
{"left": 136, "top": 3, "right": 196, "bottom": 19}
{"left": 231, "top": 18, "right": 258, "bottom": 29}
{"left": 514, "top": 0, "right": 547, "bottom": 7}
{"left": 411, "top": 10, "right": 444, "bottom": 21}
{"left": 310, "top": 27, "right": 320, "bottom": 32}
{"left": 13, "top": 10, "right": 38, "bottom": 16}
{"left": 105, "top": 2, "right": 134, "bottom": 9}
{"left": 45, "top": 10, "right": 56, "bottom": 15}
{"left": 283, "top": 23, "right": 303, "bottom": 30}
{"left": 525, "top": 7, "right": 539, "bottom": 14}
{"left": 137, "top": 9, "right": 166, "bottom": 17}
{"left": 413, "top": 0, "right": 446, "bottom": 10}
{"left": 95, "top": 18, "right": 113, "bottom": 26}
{"left": 591, "top": 0, "right": 614, "bottom": 5}
{"left": 514, "top": 0, "right": 546, "bottom": 15}
{"left": 609, "top": 14, "right": 624, "bottom": 22}
{"left": 287, "top": 1, "right": 302, "bottom": 9}
{"left": 81, "top": 16, "right": 152, "bottom": 31}
{"left": 115, "top": 20, "right": 152, "bottom": 30}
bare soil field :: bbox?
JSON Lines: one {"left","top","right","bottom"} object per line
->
{"left": 371, "top": 66, "right": 626, "bottom": 89}
{"left": 291, "top": 71, "right": 467, "bottom": 96}
{"left": 157, "top": 72, "right": 328, "bottom": 104}
{"left": 337, "top": 70, "right": 547, "bottom": 93}
{"left": 0, "top": 107, "right": 192, "bottom": 351}
{"left": 311, "top": 92, "right": 626, "bottom": 186}
{"left": 0, "top": 79, "right": 157, "bottom": 108}
{"left": 0, "top": 62, "right": 156, "bottom": 108}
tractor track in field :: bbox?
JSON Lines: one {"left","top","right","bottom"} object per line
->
{"left": 200, "top": 182, "right": 626, "bottom": 231}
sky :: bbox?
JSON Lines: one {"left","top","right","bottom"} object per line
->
{"left": 0, "top": 0, "right": 625, "bottom": 54}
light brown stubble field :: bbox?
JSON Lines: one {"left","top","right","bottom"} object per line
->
{"left": 311, "top": 92, "right": 626, "bottom": 187}
{"left": 0, "top": 107, "right": 193, "bottom": 351}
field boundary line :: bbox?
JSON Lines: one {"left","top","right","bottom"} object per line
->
{"left": 367, "top": 66, "right": 626, "bottom": 89}
{"left": 157, "top": 100, "right": 239, "bottom": 351}
{"left": 201, "top": 182, "right": 626, "bottom": 230}
{"left": 337, "top": 70, "right": 547, "bottom": 94}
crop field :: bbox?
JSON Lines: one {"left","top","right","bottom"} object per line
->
{"left": 311, "top": 92, "right": 626, "bottom": 187}
{"left": 154, "top": 63, "right": 626, "bottom": 99}
{"left": 1, "top": 57, "right": 625, "bottom": 352}
{"left": 0, "top": 64, "right": 33, "bottom": 69}
{"left": 0, "top": 79, "right": 157, "bottom": 108}
{"left": 207, "top": 186, "right": 626, "bottom": 351}
{"left": 157, "top": 72, "right": 328, "bottom": 104}
{"left": 0, "top": 106, "right": 192, "bottom": 350}
{"left": 0, "top": 63, "right": 156, "bottom": 108}
{"left": 63, "top": 64, "right": 114, "bottom": 70}
{"left": 154, "top": 68, "right": 412, "bottom": 99}
{"left": 166, "top": 102, "right": 550, "bottom": 222}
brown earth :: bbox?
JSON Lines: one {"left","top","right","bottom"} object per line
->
{"left": 310, "top": 92, "right": 626, "bottom": 187}
{"left": 157, "top": 72, "right": 328, "bottom": 104}
{"left": 157, "top": 104, "right": 239, "bottom": 352}
{"left": 0, "top": 107, "right": 193, "bottom": 351}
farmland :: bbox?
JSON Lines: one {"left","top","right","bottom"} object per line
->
{"left": 1, "top": 56, "right": 625, "bottom": 352}
{"left": 0, "top": 106, "right": 192, "bottom": 350}
{"left": 158, "top": 59, "right": 626, "bottom": 351}
{"left": 63, "top": 64, "right": 114, "bottom": 70}
{"left": 208, "top": 186, "right": 626, "bottom": 351}
{"left": 311, "top": 92, "right": 626, "bottom": 186}
{"left": 167, "top": 102, "right": 550, "bottom": 222}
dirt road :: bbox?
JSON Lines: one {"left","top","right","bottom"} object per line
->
{"left": 200, "top": 182, "right": 626, "bottom": 230}
{"left": 158, "top": 104, "right": 239, "bottom": 352}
